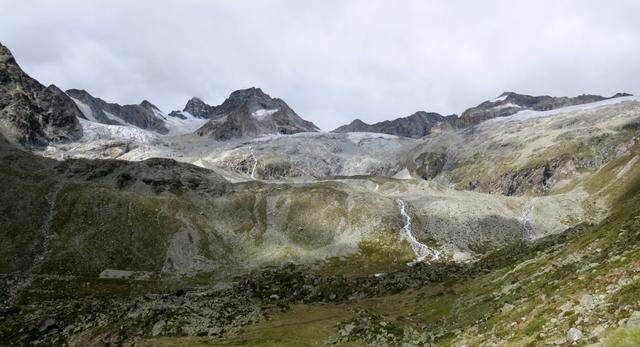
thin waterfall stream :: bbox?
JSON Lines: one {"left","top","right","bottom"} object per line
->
{"left": 396, "top": 199, "right": 440, "bottom": 265}
{"left": 248, "top": 146, "right": 258, "bottom": 179}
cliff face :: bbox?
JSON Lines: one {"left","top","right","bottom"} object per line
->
{"left": 0, "top": 43, "right": 82, "bottom": 146}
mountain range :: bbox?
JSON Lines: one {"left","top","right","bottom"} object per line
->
{"left": 1, "top": 41, "right": 640, "bottom": 346}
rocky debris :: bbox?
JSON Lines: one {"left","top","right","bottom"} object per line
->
{"left": 195, "top": 87, "right": 320, "bottom": 140}
{"left": 0, "top": 43, "right": 82, "bottom": 146}
{"left": 327, "top": 311, "right": 431, "bottom": 346}
{"left": 66, "top": 89, "right": 169, "bottom": 134}
{"left": 0, "top": 284, "right": 263, "bottom": 345}
{"left": 98, "top": 269, "right": 153, "bottom": 280}
{"left": 332, "top": 111, "right": 455, "bottom": 139}
{"left": 211, "top": 132, "right": 416, "bottom": 179}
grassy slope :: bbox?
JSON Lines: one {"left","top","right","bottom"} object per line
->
{"left": 138, "top": 153, "right": 640, "bottom": 346}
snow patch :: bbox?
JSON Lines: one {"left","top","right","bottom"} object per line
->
{"left": 491, "top": 94, "right": 509, "bottom": 103}
{"left": 103, "top": 110, "right": 125, "bottom": 124}
{"left": 346, "top": 132, "right": 400, "bottom": 144}
{"left": 70, "top": 97, "right": 97, "bottom": 122}
{"left": 392, "top": 168, "right": 412, "bottom": 180}
{"left": 193, "top": 159, "right": 206, "bottom": 168}
{"left": 251, "top": 108, "right": 278, "bottom": 120}
{"left": 492, "top": 102, "right": 521, "bottom": 110}
{"left": 488, "top": 95, "right": 640, "bottom": 124}
{"left": 161, "top": 110, "right": 209, "bottom": 136}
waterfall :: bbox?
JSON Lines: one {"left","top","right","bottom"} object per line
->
{"left": 396, "top": 199, "right": 440, "bottom": 265}
{"left": 248, "top": 146, "right": 258, "bottom": 179}
{"left": 521, "top": 201, "right": 535, "bottom": 240}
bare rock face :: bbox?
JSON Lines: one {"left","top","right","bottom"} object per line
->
{"left": 65, "top": 89, "right": 169, "bottom": 134}
{"left": 333, "top": 111, "right": 454, "bottom": 138}
{"left": 183, "top": 97, "right": 218, "bottom": 119}
{"left": 194, "top": 87, "right": 320, "bottom": 140}
{"left": 0, "top": 43, "right": 82, "bottom": 146}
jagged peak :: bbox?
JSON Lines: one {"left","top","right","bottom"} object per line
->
{"left": 227, "top": 87, "right": 269, "bottom": 100}
{"left": 140, "top": 100, "right": 160, "bottom": 111}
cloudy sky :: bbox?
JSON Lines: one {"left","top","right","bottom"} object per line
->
{"left": 1, "top": 0, "right": 638, "bottom": 130}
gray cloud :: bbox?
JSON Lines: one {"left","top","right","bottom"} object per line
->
{"left": 1, "top": 0, "right": 638, "bottom": 130}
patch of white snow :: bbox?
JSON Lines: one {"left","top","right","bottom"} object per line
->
{"left": 251, "top": 108, "right": 279, "bottom": 120}
{"left": 70, "top": 97, "right": 97, "bottom": 122}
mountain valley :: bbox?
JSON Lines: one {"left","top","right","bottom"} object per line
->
{"left": 0, "top": 41, "right": 639, "bottom": 346}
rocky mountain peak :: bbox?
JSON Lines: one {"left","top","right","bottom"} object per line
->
{"left": 215, "top": 87, "right": 281, "bottom": 115}
{"left": 333, "top": 110, "right": 448, "bottom": 138}
{"left": 0, "top": 42, "right": 83, "bottom": 146}
{"left": 140, "top": 100, "right": 160, "bottom": 111}
{"left": 194, "top": 87, "right": 319, "bottom": 140}
{"left": 183, "top": 97, "right": 216, "bottom": 118}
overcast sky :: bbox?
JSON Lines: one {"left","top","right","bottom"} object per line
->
{"left": 1, "top": 0, "right": 638, "bottom": 130}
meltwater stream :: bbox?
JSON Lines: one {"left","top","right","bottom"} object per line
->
{"left": 248, "top": 146, "right": 258, "bottom": 179}
{"left": 396, "top": 199, "right": 440, "bottom": 265}
{"left": 521, "top": 201, "right": 536, "bottom": 240}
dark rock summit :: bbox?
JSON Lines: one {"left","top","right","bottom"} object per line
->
{"left": 333, "top": 111, "right": 455, "bottom": 138}
{"left": 66, "top": 89, "right": 169, "bottom": 134}
{"left": 0, "top": 43, "right": 82, "bottom": 146}
{"left": 183, "top": 97, "right": 217, "bottom": 119}
{"left": 194, "top": 87, "right": 320, "bottom": 140}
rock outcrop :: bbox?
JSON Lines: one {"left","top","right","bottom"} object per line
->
{"left": 333, "top": 111, "right": 455, "bottom": 138}
{"left": 0, "top": 43, "right": 82, "bottom": 146}
{"left": 194, "top": 87, "right": 320, "bottom": 140}
{"left": 66, "top": 89, "right": 169, "bottom": 134}
{"left": 182, "top": 97, "right": 218, "bottom": 119}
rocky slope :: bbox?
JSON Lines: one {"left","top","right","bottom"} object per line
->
{"left": 66, "top": 89, "right": 170, "bottom": 134}
{"left": 332, "top": 111, "right": 455, "bottom": 138}
{"left": 194, "top": 87, "right": 320, "bottom": 140}
{"left": 0, "top": 43, "right": 82, "bottom": 147}
{"left": 405, "top": 95, "right": 640, "bottom": 198}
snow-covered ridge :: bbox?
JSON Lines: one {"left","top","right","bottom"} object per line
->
{"left": 490, "top": 94, "right": 509, "bottom": 103}
{"left": 70, "top": 97, "right": 208, "bottom": 143}
{"left": 488, "top": 95, "right": 640, "bottom": 124}
{"left": 154, "top": 109, "right": 208, "bottom": 136}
